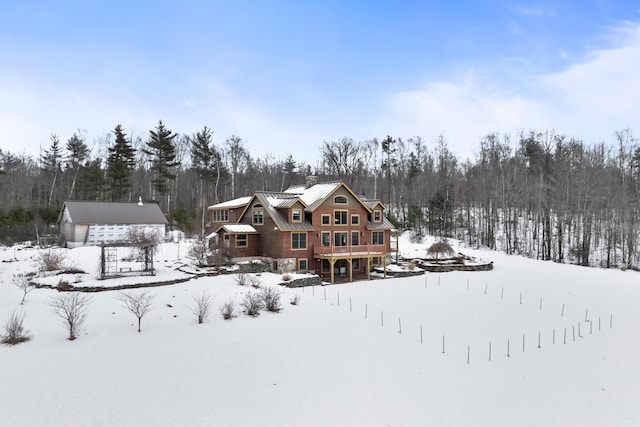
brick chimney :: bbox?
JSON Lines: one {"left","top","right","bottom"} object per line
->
{"left": 305, "top": 175, "right": 318, "bottom": 188}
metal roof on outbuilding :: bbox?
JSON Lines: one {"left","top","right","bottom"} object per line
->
{"left": 59, "top": 201, "right": 168, "bottom": 225}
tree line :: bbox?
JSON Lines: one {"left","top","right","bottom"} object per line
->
{"left": 1, "top": 121, "right": 638, "bottom": 270}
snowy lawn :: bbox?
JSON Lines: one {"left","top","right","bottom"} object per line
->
{"left": 0, "top": 237, "right": 639, "bottom": 426}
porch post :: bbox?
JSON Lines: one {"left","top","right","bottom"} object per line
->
{"left": 330, "top": 258, "right": 336, "bottom": 284}
{"left": 347, "top": 258, "right": 353, "bottom": 282}
{"left": 383, "top": 253, "right": 387, "bottom": 278}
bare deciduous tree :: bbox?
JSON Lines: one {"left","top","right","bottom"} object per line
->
{"left": 13, "top": 273, "right": 35, "bottom": 305}
{"left": 188, "top": 237, "right": 209, "bottom": 266}
{"left": 119, "top": 291, "right": 154, "bottom": 332}
{"left": 50, "top": 293, "right": 92, "bottom": 340}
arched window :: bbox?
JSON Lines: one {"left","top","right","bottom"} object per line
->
{"left": 334, "top": 196, "right": 347, "bottom": 204}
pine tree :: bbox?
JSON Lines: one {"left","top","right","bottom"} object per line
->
{"left": 40, "top": 134, "right": 63, "bottom": 206}
{"left": 65, "top": 132, "right": 90, "bottom": 199}
{"left": 143, "top": 120, "right": 179, "bottom": 208}
{"left": 107, "top": 125, "right": 136, "bottom": 201}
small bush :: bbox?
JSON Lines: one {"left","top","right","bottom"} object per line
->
{"left": 188, "top": 237, "right": 210, "bottom": 267}
{"left": 220, "top": 300, "right": 237, "bottom": 320}
{"left": 36, "top": 248, "right": 68, "bottom": 271}
{"left": 1, "top": 310, "right": 31, "bottom": 345}
{"left": 249, "top": 274, "right": 262, "bottom": 289}
{"left": 235, "top": 272, "right": 249, "bottom": 286}
{"left": 241, "top": 291, "right": 264, "bottom": 316}
{"left": 13, "top": 273, "right": 36, "bottom": 305}
{"left": 261, "top": 286, "right": 282, "bottom": 313}
{"left": 290, "top": 293, "right": 300, "bottom": 305}
{"left": 191, "top": 291, "right": 212, "bottom": 324}
{"left": 281, "top": 273, "right": 293, "bottom": 282}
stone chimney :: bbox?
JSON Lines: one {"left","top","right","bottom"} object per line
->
{"left": 305, "top": 175, "right": 318, "bottom": 188}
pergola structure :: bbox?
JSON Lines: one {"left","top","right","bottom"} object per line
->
{"left": 315, "top": 244, "right": 388, "bottom": 283}
{"left": 100, "top": 242, "right": 156, "bottom": 279}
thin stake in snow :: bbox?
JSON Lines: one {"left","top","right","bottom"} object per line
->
{"left": 438, "top": 276, "right": 441, "bottom": 287}
{"left": 553, "top": 329, "right": 556, "bottom": 344}
{"left": 425, "top": 276, "right": 427, "bottom": 288}
{"left": 489, "top": 342, "right": 492, "bottom": 361}
{"left": 381, "top": 310, "right": 384, "bottom": 327}
{"left": 522, "top": 334, "right": 525, "bottom": 352}
{"left": 590, "top": 320, "right": 593, "bottom": 334}
{"left": 520, "top": 293, "right": 522, "bottom": 305}
{"left": 312, "top": 286, "right": 315, "bottom": 296}
{"left": 467, "top": 279, "right": 469, "bottom": 290}
{"left": 564, "top": 328, "right": 567, "bottom": 344}
{"left": 539, "top": 298, "right": 543, "bottom": 310}
{"left": 561, "top": 303, "right": 565, "bottom": 316}
{"left": 610, "top": 314, "right": 613, "bottom": 329}
{"left": 538, "top": 332, "right": 541, "bottom": 348}
{"left": 507, "top": 339, "right": 510, "bottom": 357}
{"left": 398, "top": 317, "right": 401, "bottom": 334}
{"left": 585, "top": 308, "right": 589, "bottom": 322}
{"left": 599, "top": 316, "right": 601, "bottom": 331}
{"left": 467, "top": 345, "right": 470, "bottom": 365}
{"left": 365, "top": 304, "right": 368, "bottom": 319}
{"left": 420, "top": 326, "right": 423, "bottom": 344}
{"left": 349, "top": 297, "right": 352, "bottom": 312}
{"left": 501, "top": 287, "right": 504, "bottom": 299}
{"left": 578, "top": 322, "right": 582, "bottom": 338}
{"left": 442, "top": 335, "right": 445, "bottom": 354}
{"left": 337, "top": 292, "right": 339, "bottom": 306}
{"left": 572, "top": 325, "right": 576, "bottom": 341}
{"left": 484, "top": 283, "right": 488, "bottom": 294}
{"left": 323, "top": 288, "right": 326, "bottom": 301}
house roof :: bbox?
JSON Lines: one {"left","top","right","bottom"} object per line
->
{"left": 367, "top": 217, "right": 396, "bottom": 230}
{"left": 215, "top": 224, "right": 259, "bottom": 234}
{"left": 59, "top": 201, "right": 168, "bottom": 225}
{"left": 252, "top": 192, "right": 315, "bottom": 231}
{"left": 208, "top": 196, "right": 251, "bottom": 210}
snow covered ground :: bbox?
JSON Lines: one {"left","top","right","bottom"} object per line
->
{"left": 0, "top": 235, "right": 639, "bottom": 426}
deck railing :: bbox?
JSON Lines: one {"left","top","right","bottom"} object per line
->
{"left": 313, "top": 244, "right": 387, "bottom": 257}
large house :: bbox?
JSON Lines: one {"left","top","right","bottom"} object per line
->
{"left": 208, "top": 178, "right": 397, "bottom": 283}
{"left": 58, "top": 200, "right": 168, "bottom": 248}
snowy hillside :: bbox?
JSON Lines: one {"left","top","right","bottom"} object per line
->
{"left": 0, "top": 236, "right": 639, "bottom": 426}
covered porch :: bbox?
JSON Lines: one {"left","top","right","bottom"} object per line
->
{"left": 314, "top": 244, "right": 388, "bottom": 284}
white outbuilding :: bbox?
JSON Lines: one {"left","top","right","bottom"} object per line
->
{"left": 58, "top": 200, "right": 168, "bottom": 248}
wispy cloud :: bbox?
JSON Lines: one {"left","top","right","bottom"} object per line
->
{"left": 512, "top": 5, "right": 556, "bottom": 18}
{"left": 376, "top": 20, "right": 640, "bottom": 158}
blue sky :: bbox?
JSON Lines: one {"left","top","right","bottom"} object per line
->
{"left": 1, "top": 1, "right": 639, "bottom": 164}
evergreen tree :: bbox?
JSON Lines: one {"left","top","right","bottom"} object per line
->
{"left": 107, "top": 125, "right": 136, "bottom": 201}
{"left": 143, "top": 120, "right": 179, "bottom": 208}
{"left": 65, "top": 132, "right": 90, "bottom": 199}
{"left": 40, "top": 134, "right": 63, "bottom": 206}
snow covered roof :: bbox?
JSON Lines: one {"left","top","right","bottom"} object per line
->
{"left": 59, "top": 201, "right": 168, "bottom": 225}
{"left": 208, "top": 196, "right": 251, "bottom": 210}
{"left": 216, "top": 224, "right": 258, "bottom": 234}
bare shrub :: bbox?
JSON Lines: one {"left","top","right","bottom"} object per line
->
{"left": 241, "top": 291, "right": 264, "bottom": 316}
{"left": 50, "top": 293, "right": 92, "bottom": 340}
{"left": 124, "top": 226, "right": 161, "bottom": 259}
{"left": 13, "top": 273, "right": 36, "bottom": 305}
{"left": 260, "top": 286, "right": 282, "bottom": 313}
{"left": 119, "top": 291, "right": 154, "bottom": 333}
{"left": 426, "top": 241, "right": 455, "bottom": 260}
{"left": 36, "top": 248, "right": 68, "bottom": 271}
{"left": 188, "top": 237, "right": 210, "bottom": 267}
{"left": 281, "top": 273, "right": 293, "bottom": 282}
{"left": 220, "top": 300, "right": 237, "bottom": 320}
{"left": 191, "top": 291, "right": 212, "bottom": 324}
{"left": 235, "top": 271, "right": 249, "bottom": 286}
{"left": 289, "top": 293, "right": 300, "bottom": 306}
{"left": 249, "top": 274, "right": 262, "bottom": 289}
{"left": 1, "top": 310, "right": 31, "bottom": 345}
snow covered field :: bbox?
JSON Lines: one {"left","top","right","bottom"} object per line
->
{"left": 1, "top": 236, "right": 639, "bottom": 426}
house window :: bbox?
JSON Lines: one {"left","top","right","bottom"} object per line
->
{"left": 292, "top": 232, "right": 307, "bottom": 250}
{"left": 372, "top": 231, "right": 384, "bottom": 245}
{"left": 322, "top": 232, "right": 331, "bottom": 247}
{"left": 334, "top": 195, "right": 347, "bottom": 204}
{"left": 298, "top": 259, "right": 308, "bottom": 272}
{"left": 292, "top": 209, "right": 302, "bottom": 222}
{"left": 372, "top": 256, "right": 381, "bottom": 266}
{"left": 334, "top": 232, "right": 348, "bottom": 247}
{"left": 373, "top": 210, "right": 382, "bottom": 222}
{"left": 321, "top": 214, "right": 331, "bottom": 225}
{"left": 252, "top": 209, "right": 263, "bottom": 225}
{"left": 351, "top": 231, "right": 359, "bottom": 246}
{"left": 352, "top": 259, "right": 360, "bottom": 270}
{"left": 213, "top": 209, "right": 229, "bottom": 222}
{"left": 351, "top": 214, "right": 359, "bottom": 225}
{"left": 334, "top": 210, "right": 348, "bottom": 225}
{"left": 236, "top": 234, "right": 247, "bottom": 247}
